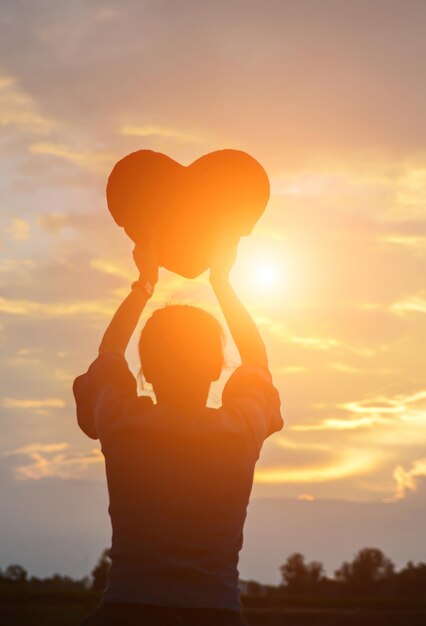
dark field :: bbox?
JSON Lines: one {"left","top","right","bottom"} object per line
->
{"left": 1, "top": 595, "right": 426, "bottom": 626}
{"left": 246, "top": 607, "right": 426, "bottom": 625}
{"left": 1, "top": 606, "right": 426, "bottom": 626}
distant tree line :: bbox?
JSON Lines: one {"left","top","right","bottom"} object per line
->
{"left": 278, "top": 548, "right": 426, "bottom": 598}
{"left": 0, "top": 563, "right": 89, "bottom": 591}
{"left": 0, "top": 550, "right": 111, "bottom": 594}
{"left": 1, "top": 547, "right": 425, "bottom": 598}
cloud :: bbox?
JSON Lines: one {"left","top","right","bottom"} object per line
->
{"left": 0, "top": 296, "right": 115, "bottom": 317}
{"left": 5, "top": 442, "right": 69, "bottom": 455}
{"left": 290, "top": 336, "right": 340, "bottom": 350}
{"left": 254, "top": 450, "right": 377, "bottom": 484}
{"left": 0, "top": 259, "right": 36, "bottom": 273}
{"left": 394, "top": 167, "right": 426, "bottom": 218}
{"left": 393, "top": 458, "right": 426, "bottom": 500}
{"left": 378, "top": 234, "right": 426, "bottom": 256}
{"left": 270, "top": 169, "right": 388, "bottom": 202}
{"left": 120, "top": 124, "right": 206, "bottom": 144}
{"left": 7, "top": 218, "right": 31, "bottom": 241}
{"left": 297, "top": 493, "right": 315, "bottom": 501}
{"left": 37, "top": 212, "right": 68, "bottom": 234}
{"left": 3, "top": 442, "right": 103, "bottom": 480}
{"left": 89, "top": 258, "right": 132, "bottom": 280}
{"left": 330, "top": 362, "right": 394, "bottom": 375}
{"left": 278, "top": 365, "right": 306, "bottom": 374}
{"left": 293, "top": 416, "right": 391, "bottom": 432}
{"left": 245, "top": 314, "right": 345, "bottom": 353}
{"left": 390, "top": 293, "right": 426, "bottom": 315}
{"left": 0, "top": 73, "right": 52, "bottom": 132}
{"left": 2, "top": 398, "right": 65, "bottom": 409}
{"left": 341, "top": 398, "right": 404, "bottom": 415}
{"left": 53, "top": 368, "right": 75, "bottom": 382}
{"left": 28, "top": 142, "right": 114, "bottom": 172}
{"left": 293, "top": 390, "right": 426, "bottom": 434}
{"left": 341, "top": 390, "right": 426, "bottom": 416}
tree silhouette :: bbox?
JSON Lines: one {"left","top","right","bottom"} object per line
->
{"left": 280, "top": 552, "right": 324, "bottom": 594}
{"left": 4, "top": 564, "right": 28, "bottom": 583}
{"left": 335, "top": 548, "right": 394, "bottom": 594}
{"left": 396, "top": 561, "right": 426, "bottom": 597}
{"left": 91, "top": 549, "right": 111, "bottom": 592}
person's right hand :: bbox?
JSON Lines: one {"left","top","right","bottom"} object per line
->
{"left": 209, "top": 231, "right": 240, "bottom": 286}
{"left": 133, "top": 228, "right": 159, "bottom": 287}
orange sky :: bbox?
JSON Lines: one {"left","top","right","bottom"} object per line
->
{"left": 1, "top": 0, "right": 425, "bottom": 580}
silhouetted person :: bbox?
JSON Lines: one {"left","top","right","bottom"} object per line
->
{"left": 73, "top": 232, "right": 282, "bottom": 626}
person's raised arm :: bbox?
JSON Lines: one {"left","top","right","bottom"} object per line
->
{"left": 210, "top": 234, "right": 268, "bottom": 369}
{"left": 98, "top": 232, "right": 158, "bottom": 356}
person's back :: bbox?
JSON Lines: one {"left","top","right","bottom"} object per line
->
{"left": 74, "top": 234, "right": 282, "bottom": 625}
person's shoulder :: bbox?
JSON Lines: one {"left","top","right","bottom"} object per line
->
{"left": 182, "top": 406, "right": 246, "bottom": 440}
{"left": 227, "top": 363, "right": 274, "bottom": 382}
{"left": 220, "top": 364, "right": 283, "bottom": 442}
{"left": 222, "top": 364, "right": 277, "bottom": 403}
{"left": 99, "top": 394, "right": 156, "bottom": 444}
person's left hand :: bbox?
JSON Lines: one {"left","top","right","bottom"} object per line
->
{"left": 209, "top": 230, "right": 240, "bottom": 287}
{"left": 133, "top": 228, "right": 159, "bottom": 286}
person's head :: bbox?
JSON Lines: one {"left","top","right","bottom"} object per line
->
{"left": 139, "top": 305, "right": 224, "bottom": 407}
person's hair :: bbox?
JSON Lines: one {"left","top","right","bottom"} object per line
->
{"left": 138, "top": 305, "right": 224, "bottom": 384}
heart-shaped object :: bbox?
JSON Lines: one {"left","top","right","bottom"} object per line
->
{"left": 106, "top": 149, "right": 270, "bottom": 278}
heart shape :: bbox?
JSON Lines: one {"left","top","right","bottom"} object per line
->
{"left": 106, "top": 149, "right": 270, "bottom": 278}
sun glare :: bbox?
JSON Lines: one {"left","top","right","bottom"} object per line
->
{"left": 253, "top": 260, "right": 281, "bottom": 290}
{"left": 232, "top": 241, "right": 286, "bottom": 300}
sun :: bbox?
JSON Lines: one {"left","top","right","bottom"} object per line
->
{"left": 253, "top": 260, "right": 281, "bottom": 290}
{"left": 232, "top": 242, "right": 285, "bottom": 299}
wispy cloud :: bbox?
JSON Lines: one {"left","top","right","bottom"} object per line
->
{"left": 390, "top": 293, "right": 426, "bottom": 315}
{"left": 297, "top": 493, "right": 315, "bottom": 501}
{"left": 2, "top": 398, "right": 65, "bottom": 409}
{"left": 278, "top": 365, "right": 306, "bottom": 374}
{"left": 120, "top": 124, "right": 206, "bottom": 144}
{"left": 341, "top": 399, "right": 404, "bottom": 415}
{"left": 378, "top": 234, "right": 426, "bottom": 255}
{"left": 7, "top": 218, "right": 31, "bottom": 241}
{"left": 290, "top": 336, "right": 340, "bottom": 350}
{"left": 291, "top": 390, "right": 426, "bottom": 434}
{"left": 341, "top": 390, "right": 426, "bottom": 416}
{"left": 0, "top": 296, "right": 115, "bottom": 317}
{"left": 0, "top": 74, "right": 52, "bottom": 132}
{"left": 0, "top": 259, "right": 35, "bottom": 273}
{"left": 5, "top": 443, "right": 69, "bottom": 455}
{"left": 4, "top": 442, "right": 103, "bottom": 480}
{"left": 89, "top": 258, "right": 132, "bottom": 280}
{"left": 28, "top": 142, "right": 114, "bottom": 171}
{"left": 394, "top": 167, "right": 426, "bottom": 218}
{"left": 393, "top": 458, "right": 426, "bottom": 500}
{"left": 293, "top": 416, "right": 391, "bottom": 432}
{"left": 330, "top": 362, "right": 394, "bottom": 375}
{"left": 254, "top": 451, "right": 377, "bottom": 484}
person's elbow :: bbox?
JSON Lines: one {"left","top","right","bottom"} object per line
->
{"left": 73, "top": 376, "right": 99, "bottom": 440}
{"left": 240, "top": 342, "right": 269, "bottom": 370}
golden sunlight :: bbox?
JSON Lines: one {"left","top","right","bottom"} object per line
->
{"left": 233, "top": 239, "right": 287, "bottom": 300}
{"left": 253, "top": 259, "right": 281, "bottom": 290}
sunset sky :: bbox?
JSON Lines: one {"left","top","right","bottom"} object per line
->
{"left": 1, "top": 0, "right": 425, "bottom": 583}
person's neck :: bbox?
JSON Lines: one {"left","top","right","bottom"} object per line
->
{"left": 156, "top": 396, "right": 208, "bottom": 415}
{"left": 154, "top": 384, "right": 210, "bottom": 415}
